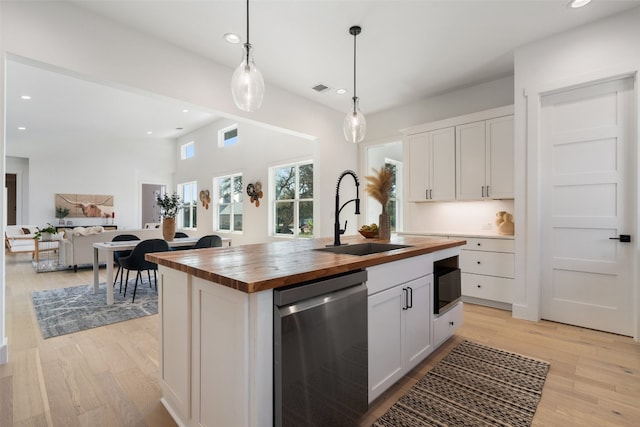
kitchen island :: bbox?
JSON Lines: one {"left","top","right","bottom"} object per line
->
{"left": 147, "top": 235, "right": 465, "bottom": 427}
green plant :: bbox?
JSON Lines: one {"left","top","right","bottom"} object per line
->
{"left": 156, "top": 192, "right": 182, "bottom": 218}
{"left": 33, "top": 223, "right": 57, "bottom": 240}
{"left": 55, "top": 206, "right": 70, "bottom": 219}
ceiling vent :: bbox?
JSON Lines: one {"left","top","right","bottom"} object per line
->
{"left": 312, "top": 83, "right": 330, "bottom": 93}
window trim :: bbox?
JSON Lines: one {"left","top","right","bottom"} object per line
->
{"left": 271, "top": 160, "right": 314, "bottom": 238}
{"left": 180, "top": 141, "right": 195, "bottom": 160}
{"left": 218, "top": 124, "right": 239, "bottom": 148}
{"left": 214, "top": 172, "right": 243, "bottom": 233}
{"left": 177, "top": 181, "right": 198, "bottom": 229}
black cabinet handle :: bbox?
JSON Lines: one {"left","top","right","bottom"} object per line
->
{"left": 425, "top": 189, "right": 428, "bottom": 200}
{"left": 482, "top": 186, "right": 485, "bottom": 197}
{"left": 486, "top": 185, "right": 490, "bottom": 197}
{"left": 477, "top": 242, "right": 481, "bottom": 247}
{"left": 476, "top": 284, "right": 481, "bottom": 288}
{"left": 407, "top": 286, "right": 413, "bottom": 309}
{"left": 610, "top": 234, "right": 631, "bottom": 242}
{"left": 402, "top": 288, "right": 408, "bottom": 310}
{"left": 477, "top": 261, "right": 481, "bottom": 265}
{"left": 449, "top": 321, "right": 455, "bottom": 326}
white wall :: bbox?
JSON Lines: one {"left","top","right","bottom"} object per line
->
{"left": 513, "top": 6, "right": 640, "bottom": 339}
{"left": 174, "top": 118, "right": 314, "bottom": 246}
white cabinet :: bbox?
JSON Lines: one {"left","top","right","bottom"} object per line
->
{"left": 433, "top": 301, "right": 463, "bottom": 347}
{"left": 460, "top": 237, "right": 515, "bottom": 307}
{"left": 456, "top": 116, "right": 514, "bottom": 200}
{"left": 407, "top": 127, "right": 456, "bottom": 201}
{"left": 368, "top": 275, "right": 432, "bottom": 403}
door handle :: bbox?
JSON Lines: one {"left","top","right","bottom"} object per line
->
{"left": 609, "top": 234, "right": 631, "bottom": 242}
{"left": 402, "top": 288, "right": 408, "bottom": 310}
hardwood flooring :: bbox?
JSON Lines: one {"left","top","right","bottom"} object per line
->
{"left": 1, "top": 251, "right": 639, "bottom": 426}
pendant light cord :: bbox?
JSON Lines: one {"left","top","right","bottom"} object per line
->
{"left": 353, "top": 31, "right": 357, "bottom": 102}
{"left": 246, "top": 0, "right": 250, "bottom": 45}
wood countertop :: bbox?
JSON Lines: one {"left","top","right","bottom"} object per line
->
{"left": 146, "top": 235, "right": 466, "bottom": 293}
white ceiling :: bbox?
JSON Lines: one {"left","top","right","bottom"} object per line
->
{"left": 6, "top": 0, "right": 640, "bottom": 146}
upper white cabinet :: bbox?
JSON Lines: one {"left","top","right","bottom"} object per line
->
{"left": 407, "top": 127, "right": 455, "bottom": 201}
{"left": 405, "top": 105, "right": 514, "bottom": 202}
{"left": 456, "top": 115, "right": 514, "bottom": 200}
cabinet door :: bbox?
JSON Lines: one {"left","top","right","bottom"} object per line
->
{"left": 407, "top": 133, "right": 429, "bottom": 201}
{"left": 368, "top": 286, "right": 404, "bottom": 403}
{"left": 456, "top": 121, "right": 486, "bottom": 200}
{"left": 404, "top": 275, "right": 433, "bottom": 371}
{"left": 486, "top": 116, "right": 514, "bottom": 199}
{"left": 429, "top": 127, "right": 456, "bottom": 201}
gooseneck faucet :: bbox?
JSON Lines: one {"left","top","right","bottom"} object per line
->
{"left": 333, "top": 170, "right": 361, "bottom": 246}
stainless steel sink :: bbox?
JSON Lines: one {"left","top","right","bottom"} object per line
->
{"left": 315, "top": 242, "right": 411, "bottom": 256}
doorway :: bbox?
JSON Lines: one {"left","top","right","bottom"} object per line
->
{"left": 5, "top": 174, "right": 17, "bottom": 226}
{"left": 141, "top": 183, "right": 164, "bottom": 226}
{"left": 540, "top": 77, "right": 635, "bottom": 336}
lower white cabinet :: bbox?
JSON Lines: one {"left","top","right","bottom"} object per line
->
{"left": 433, "top": 301, "right": 463, "bottom": 347}
{"left": 368, "top": 275, "right": 433, "bottom": 403}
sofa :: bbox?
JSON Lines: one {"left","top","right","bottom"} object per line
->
{"left": 59, "top": 226, "right": 163, "bottom": 271}
{"left": 5, "top": 225, "right": 61, "bottom": 259}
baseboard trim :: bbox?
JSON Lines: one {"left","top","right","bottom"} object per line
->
{"left": 461, "top": 296, "right": 511, "bottom": 311}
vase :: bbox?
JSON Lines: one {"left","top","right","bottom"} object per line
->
{"left": 378, "top": 205, "right": 391, "bottom": 241}
{"left": 162, "top": 217, "right": 176, "bottom": 241}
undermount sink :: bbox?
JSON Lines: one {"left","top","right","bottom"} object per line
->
{"left": 315, "top": 242, "right": 412, "bottom": 256}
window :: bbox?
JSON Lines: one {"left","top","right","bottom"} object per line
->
{"left": 272, "top": 161, "right": 313, "bottom": 238}
{"left": 385, "top": 160, "right": 402, "bottom": 232}
{"left": 216, "top": 173, "right": 243, "bottom": 232}
{"left": 218, "top": 124, "right": 238, "bottom": 147}
{"left": 177, "top": 181, "right": 197, "bottom": 229}
{"left": 181, "top": 141, "right": 195, "bottom": 159}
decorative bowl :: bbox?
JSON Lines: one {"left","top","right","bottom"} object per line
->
{"left": 359, "top": 230, "right": 379, "bottom": 239}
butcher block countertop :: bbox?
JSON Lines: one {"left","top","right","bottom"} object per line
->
{"left": 146, "top": 235, "right": 465, "bottom": 293}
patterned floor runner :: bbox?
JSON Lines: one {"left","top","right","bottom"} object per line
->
{"left": 373, "top": 340, "right": 550, "bottom": 427}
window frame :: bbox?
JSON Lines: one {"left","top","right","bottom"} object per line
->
{"left": 271, "top": 160, "right": 314, "bottom": 238}
{"left": 177, "top": 181, "right": 198, "bottom": 229}
{"left": 218, "top": 124, "right": 239, "bottom": 148}
{"left": 180, "top": 141, "right": 195, "bottom": 160}
{"left": 214, "top": 173, "right": 244, "bottom": 233}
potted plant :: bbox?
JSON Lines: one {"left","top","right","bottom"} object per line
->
{"left": 55, "top": 206, "right": 70, "bottom": 225}
{"left": 34, "top": 223, "right": 58, "bottom": 241}
{"left": 364, "top": 166, "right": 394, "bottom": 241}
{"left": 156, "top": 192, "right": 182, "bottom": 241}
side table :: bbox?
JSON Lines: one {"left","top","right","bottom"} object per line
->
{"left": 34, "top": 239, "right": 61, "bottom": 272}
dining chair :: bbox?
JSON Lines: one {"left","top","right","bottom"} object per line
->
{"left": 112, "top": 234, "right": 140, "bottom": 290}
{"left": 174, "top": 231, "right": 189, "bottom": 238}
{"left": 192, "top": 234, "right": 223, "bottom": 249}
{"left": 118, "top": 238, "right": 169, "bottom": 302}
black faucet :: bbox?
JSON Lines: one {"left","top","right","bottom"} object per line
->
{"left": 333, "top": 170, "right": 361, "bottom": 246}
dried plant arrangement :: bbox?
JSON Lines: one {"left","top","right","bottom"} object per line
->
{"left": 365, "top": 166, "right": 393, "bottom": 208}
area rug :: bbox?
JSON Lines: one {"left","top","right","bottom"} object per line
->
{"left": 31, "top": 281, "right": 157, "bottom": 339}
{"left": 373, "top": 340, "right": 550, "bottom": 427}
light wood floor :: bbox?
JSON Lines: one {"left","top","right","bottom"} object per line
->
{"left": 1, "top": 252, "right": 639, "bottom": 426}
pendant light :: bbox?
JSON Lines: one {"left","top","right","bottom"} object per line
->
{"left": 343, "top": 25, "right": 366, "bottom": 143}
{"left": 231, "top": 0, "right": 265, "bottom": 112}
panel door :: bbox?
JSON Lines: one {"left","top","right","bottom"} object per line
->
{"left": 486, "top": 115, "right": 514, "bottom": 199}
{"left": 540, "top": 77, "right": 635, "bottom": 336}
{"left": 404, "top": 275, "right": 433, "bottom": 370}
{"left": 456, "top": 121, "right": 486, "bottom": 200}
{"left": 429, "top": 127, "right": 456, "bottom": 201}
{"left": 368, "top": 285, "right": 404, "bottom": 403}
{"left": 407, "top": 133, "right": 429, "bottom": 201}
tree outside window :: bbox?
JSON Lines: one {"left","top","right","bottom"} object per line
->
{"left": 273, "top": 162, "right": 313, "bottom": 237}
{"left": 178, "top": 181, "right": 197, "bottom": 229}
{"left": 217, "top": 174, "right": 243, "bottom": 232}
{"left": 385, "top": 160, "right": 402, "bottom": 232}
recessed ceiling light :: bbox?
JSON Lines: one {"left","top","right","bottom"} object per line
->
{"left": 147, "top": 131, "right": 153, "bottom": 135}
{"left": 18, "top": 126, "right": 26, "bottom": 131}
{"left": 182, "top": 109, "right": 189, "bottom": 113}
{"left": 336, "top": 88, "right": 347, "bottom": 95}
{"left": 569, "top": 0, "right": 592, "bottom": 8}
{"left": 20, "top": 95, "right": 31, "bottom": 100}
{"left": 224, "top": 33, "right": 241, "bottom": 44}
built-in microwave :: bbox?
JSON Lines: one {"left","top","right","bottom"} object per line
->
{"left": 434, "top": 259, "right": 461, "bottom": 315}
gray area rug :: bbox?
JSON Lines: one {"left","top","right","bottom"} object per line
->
{"left": 373, "top": 340, "right": 550, "bottom": 427}
{"left": 31, "top": 280, "right": 157, "bottom": 339}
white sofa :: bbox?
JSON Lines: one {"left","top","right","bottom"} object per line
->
{"left": 59, "top": 226, "right": 163, "bottom": 271}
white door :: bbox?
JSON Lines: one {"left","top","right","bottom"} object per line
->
{"left": 540, "top": 77, "right": 635, "bottom": 336}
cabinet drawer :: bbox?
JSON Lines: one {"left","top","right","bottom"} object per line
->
{"left": 367, "top": 254, "right": 433, "bottom": 295}
{"left": 460, "top": 251, "right": 514, "bottom": 278}
{"left": 433, "top": 302, "right": 463, "bottom": 346}
{"left": 462, "top": 237, "right": 514, "bottom": 253}
{"left": 461, "top": 273, "right": 513, "bottom": 304}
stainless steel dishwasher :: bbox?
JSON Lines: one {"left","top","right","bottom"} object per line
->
{"left": 273, "top": 269, "right": 368, "bottom": 427}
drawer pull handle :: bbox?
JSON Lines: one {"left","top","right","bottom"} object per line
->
{"left": 477, "top": 261, "right": 481, "bottom": 264}
{"left": 449, "top": 321, "right": 455, "bottom": 326}
{"left": 476, "top": 284, "right": 481, "bottom": 288}
{"left": 477, "top": 243, "right": 481, "bottom": 246}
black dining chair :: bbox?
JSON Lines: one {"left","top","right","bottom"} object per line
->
{"left": 112, "top": 234, "right": 140, "bottom": 289}
{"left": 174, "top": 231, "right": 189, "bottom": 238}
{"left": 118, "top": 238, "right": 169, "bottom": 302}
{"left": 192, "top": 234, "right": 223, "bottom": 249}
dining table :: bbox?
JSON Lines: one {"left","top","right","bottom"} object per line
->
{"left": 93, "top": 237, "right": 200, "bottom": 305}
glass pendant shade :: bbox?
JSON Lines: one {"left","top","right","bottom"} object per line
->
{"left": 343, "top": 97, "right": 366, "bottom": 143}
{"left": 231, "top": 43, "right": 265, "bottom": 112}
